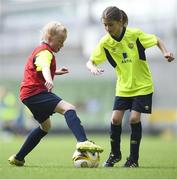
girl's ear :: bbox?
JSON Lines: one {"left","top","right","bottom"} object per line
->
{"left": 118, "top": 19, "right": 123, "bottom": 24}
{"left": 118, "top": 20, "right": 124, "bottom": 27}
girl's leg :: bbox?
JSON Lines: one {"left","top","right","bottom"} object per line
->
{"left": 124, "top": 110, "right": 141, "bottom": 167}
{"left": 54, "top": 100, "right": 103, "bottom": 152}
{"left": 8, "top": 119, "right": 51, "bottom": 166}
{"left": 54, "top": 100, "right": 87, "bottom": 142}
{"left": 129, "top": 110, "right": 142, "bottom": 161}
{"left": 110, "top": 110, "right": 124, "bottom": 156}
{"left": 103, "top": 110, "right": 124, "bottom": 167}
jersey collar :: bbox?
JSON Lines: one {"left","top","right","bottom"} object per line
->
{"left": 111, "top": 27, "right": 126, "bottom": 42}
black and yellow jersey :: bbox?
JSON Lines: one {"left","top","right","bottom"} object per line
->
{"left": 90, "top": 27, "right": 158, "bottom": 97}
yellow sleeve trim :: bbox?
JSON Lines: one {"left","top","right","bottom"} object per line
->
{"left": 34, "top": 50, "right": 53, "bottom": 71}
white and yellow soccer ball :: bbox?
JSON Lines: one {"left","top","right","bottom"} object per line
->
{"left": 72, "top": 150, "right": 100, "bottom": 168}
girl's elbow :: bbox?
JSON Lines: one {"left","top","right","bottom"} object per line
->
{"left": 156, "top": 36, "right": 163, "bottom": 45}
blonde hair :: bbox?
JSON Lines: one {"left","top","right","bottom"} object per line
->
{"left": 40, "top": 21, "right": 67, "bottom": 43}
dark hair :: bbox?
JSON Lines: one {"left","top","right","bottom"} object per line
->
{"left": 121, "top": 10, "right": 128, "bottom": 27}
{"left": 102, "top": 6, "right": 122, "bottom": 21}
{"left": 102, "top": 6, "right": 128, "bottom": 26}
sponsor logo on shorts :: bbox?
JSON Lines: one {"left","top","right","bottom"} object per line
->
{"left": 145, "top": 105, "right": 149, "bottom": 110}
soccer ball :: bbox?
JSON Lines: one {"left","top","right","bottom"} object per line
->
{"left": 72, "top": 150, "right": 100, "bottom": 168}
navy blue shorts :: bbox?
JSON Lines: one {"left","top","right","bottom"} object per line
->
{"left": 113, "top": 93, "right": 153, "bottom": 114}
{"left": 22, "top": 91, "right": 62, "bottom": 123}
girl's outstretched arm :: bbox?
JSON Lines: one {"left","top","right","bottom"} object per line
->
{"left": 157, "top": 37, "right": 175, "bottom": 62}
{"left": 86, "top": 60, "right": 104, "bottom": 75}
{"left": 55, "top": 66, "right": 69, "bottom": 75}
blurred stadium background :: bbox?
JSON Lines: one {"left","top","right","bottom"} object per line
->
{"left": 0, "top": 0, "right": 177, "bottom": 137}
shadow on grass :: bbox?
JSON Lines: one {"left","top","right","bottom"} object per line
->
{"left": 24, "top": 165, "right": 72, "bottom": 168}
{"left": 23, "top": 165, "right": 177, "bottom": 169}
{"left": 139, "top": 166, "right": 177, "bottom": 169}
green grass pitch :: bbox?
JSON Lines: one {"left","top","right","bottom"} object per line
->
{"left": 0, "top": 134, "right": 177, "bottom": 179}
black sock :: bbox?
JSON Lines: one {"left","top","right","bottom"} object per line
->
{"left": 110, "top": 123, "right": 122, "bottom": 157}
{"left": 130, "top": 122, "right": 142, "bottom": 161}
{"left": 16, "top": 127, "right": 47, "bottom": 161}
{"left": 64, "top": 109, "right": 87, "bottom": 142}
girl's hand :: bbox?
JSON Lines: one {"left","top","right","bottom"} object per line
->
{"left": 55, "top": 66, "right": 69, "bottom": 75}
{"left": 164, "top": 52, "right": 175, "bottom": 62}
{"left": 42, "top": 67, "right": 54, "bottom": 91}
{"left": 86, "top": 60, "right": 104, "bottom": 75}
{"left": 45, "top": 80, "right": 54, "bottom": 92}
{"left": 90, "top": 66, "right": 104, "bottom": 75}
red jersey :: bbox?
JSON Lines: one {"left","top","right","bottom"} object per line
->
{"left": 20, "top": 43, "right": 56, "bottom": 101}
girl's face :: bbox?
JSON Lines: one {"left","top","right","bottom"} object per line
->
{"left": 49, "top": 33, "right": 67, "bottom": 53}
{"left": 102, "top": 18, "right": 123, "bottom": 37}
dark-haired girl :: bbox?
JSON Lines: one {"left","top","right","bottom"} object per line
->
{"left": 87, "top": 6, "right": 174, "bottom": 167}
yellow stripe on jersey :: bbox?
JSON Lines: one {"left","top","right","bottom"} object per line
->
{"left": 34, "top": 50, "right": 53, "bottom": 71}
{"left": 90, "top": 27, "right": 158, "bottom": 97}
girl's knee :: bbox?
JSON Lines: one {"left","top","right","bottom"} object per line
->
{"left": 111, "top": 110, "right": 124, "bottom": 125}
{"left": 130, "top": 117, "right": 140, "bottom": 124}
{"left": 40, "top": 120, "right": 52, "bottom": 132}
{"left": 111, "top": 117, "right": 122, "bottom": 125}
{"left": 68, "top": 104, "right": 76, "bottom": 111}
{"left": 55, "top": 100, "right": 76, "bottom": 114}
{"left": 130, "top": 111, "right": 141, "bottom": 124}
{"left": 40, "top": 125, "right": 51, "bottom": 132}
{"left": 65, "top": 104, "right": 76, "bottom": 112}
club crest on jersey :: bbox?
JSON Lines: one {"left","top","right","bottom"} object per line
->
{"left": 128, "top": 43, "right": 134, "bottom": 49}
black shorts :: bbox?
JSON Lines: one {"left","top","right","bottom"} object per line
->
{"left": 22, "top": 91, "right": 62, "bottom": 123}
{"left": 113, "top": 93, "right": 153, "bottom": 114}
